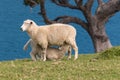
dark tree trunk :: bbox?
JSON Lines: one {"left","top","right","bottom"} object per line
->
{"left": 91, "top": 27, "right": 112, "bottom": 52}
{"left": 87, "top": 17, "right": 112, "bottom": 52}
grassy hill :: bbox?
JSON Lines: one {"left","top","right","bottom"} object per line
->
{"left": 0, "top": 46, "right": 120, "bottom": 80}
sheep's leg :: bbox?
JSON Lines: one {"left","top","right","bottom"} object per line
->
{"left": 68, "top": 40, "right": 78, "bottom": 60}
{"left": 72, "top": 42, "right": 78, "bottom": 60}
{"left": 39, "top": 42, "right": 48, "bottom": 61}
{"left": 43, "top": 50, "right": 47, "bottom": 61}
{"left": 30, "top": 51, "right": 37, "bottom": 61}
{"left": 41, "top": 48, "right": 47, "bottom": 61}
{"left": 67, "top": 46, "right": 72, "bottom": 60}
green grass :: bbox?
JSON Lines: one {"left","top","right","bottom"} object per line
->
{"left": 0, "top": 46, "right": 120, "bottom": 80}
{"left": 95, "top": 46, "right": 120, "bottom": 60}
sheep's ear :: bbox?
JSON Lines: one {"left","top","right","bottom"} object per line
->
{"left": 30, "top": 22, "right": 33, "bottom": 24}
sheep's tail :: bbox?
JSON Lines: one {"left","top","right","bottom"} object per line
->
{"left": 23, "top": 39, "right": 32, "bottom": 51}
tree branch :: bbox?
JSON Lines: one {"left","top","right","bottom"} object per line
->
{"left": 74, "top": 0, "right": 85, "bottom": 10}
{"left": 95, "top": 0, "right": 120, "bottom": 24}
{"left": 40, "top": 0, "right": 88, "bottom": 30}
{"left": 80, "top": 0, "right": 94, "bottom": 25}
{"left": 39, "top": 0, "right": 55, "bottom": 24}
{"left": 54, "top": 16, "right": 88, "bottom": 30}
{"left": 24, "top": 0, "right": 37, "bottom": 7}
{"left": 84, "top": 0, "right": 94, "bottom": 12}
{"left": 97, "top": 0, "right": 104, "bottom": 6}
{"left": 74, "top": 0, "right": 82, "bottom": 6}
{"left": 51, "top": 0, "right": 78, "bottom": 9}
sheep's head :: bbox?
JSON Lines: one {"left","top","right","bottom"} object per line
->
{"left": 20, "top": 19, "right": 33, "bottom": 31}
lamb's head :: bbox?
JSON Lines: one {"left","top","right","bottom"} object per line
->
{"left": 20, "top": 19, "right": 34, "bottom": 31}
{"left": 60, "top": 44, "right": 70, "bottom": 52}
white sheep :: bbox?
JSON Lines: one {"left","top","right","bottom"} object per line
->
{"left": 23, "top": 39, "right": 71, "bottom": 61}
{"left": 20, "top": 19, "right": 78, "bottom": 61}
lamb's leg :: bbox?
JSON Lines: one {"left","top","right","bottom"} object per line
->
{"left": 37, "top": 51, "right": 44, "bottom": 60}
{"left": 30, "top": 51, "right": 37, "bottom": 61}
{"left": 36, "top": 52, "right": 42, "bottom": 60}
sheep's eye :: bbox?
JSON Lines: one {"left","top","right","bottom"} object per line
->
{"left": 30, "top": 22, "right": 33, "bottom": 24}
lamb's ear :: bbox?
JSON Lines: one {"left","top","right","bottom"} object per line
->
{"left": 30, "top": 22, "right": 33, "bottom": 24}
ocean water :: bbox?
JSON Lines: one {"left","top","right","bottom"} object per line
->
{"left": 0, "top": 0, "right": 120, "bottom": 61}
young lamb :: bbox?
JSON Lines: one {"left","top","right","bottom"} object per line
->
{"left": 23, "top": 39, "right": 71, "bottom": 61}
{"left": 20, "top": 19, "right": 78, "bottom": 61}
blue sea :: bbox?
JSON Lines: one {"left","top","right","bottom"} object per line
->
{"left": 0, "top": 0, "right": 120, "bottom": 61}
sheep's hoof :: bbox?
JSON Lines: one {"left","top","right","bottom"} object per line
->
{"left": 43, "top": 59, "right": 46, "bottom": 61}
{"left": 67, "top": 57, "right": 71, "bottom": 60}
{"left": 74, "top": 58, "right": 78, "bottom": 61}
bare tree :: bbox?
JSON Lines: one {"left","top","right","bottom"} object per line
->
{"left": 23, "top": 0, "right": 120, "bottom": 53}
